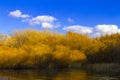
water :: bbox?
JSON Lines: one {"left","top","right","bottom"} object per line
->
{"left": 0, "top": 69, "right": 119, "bottom": 80}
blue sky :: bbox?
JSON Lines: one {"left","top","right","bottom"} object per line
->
{"left": 1, "top": 0, "right": 120, "bottom": 36}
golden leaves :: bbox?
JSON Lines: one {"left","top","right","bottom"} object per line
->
{"left": 0, "top": 29, "right": 120, "bottom": 68}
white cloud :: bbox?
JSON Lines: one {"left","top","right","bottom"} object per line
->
{"left": 63, "top": 24, "right": 120, "bottom": 37}
{"left": 63, "top": 25, "right": 93, "bottom": 34}
{"left": 29, "top": 15, "right": 59, "bottom": 29}
{"left": 9, "top": 10, "right": 30, "bottom": 18}
{"left": 10, "top": 10, "right": 120, "bottom": 35}
{"left": 20, "top": 14, "right": 30, "bottom": 18}
{"left": 29, "top": 15, "right": 57, "bottom": 25}
{"left": 68, "top": 18, "right": 74, "bottom": 23}
{"left": 94, "top": 24, "right": 120, "bottom": 36}
{"left": 9, "top": 10, "right": 60, "bottom": 29}
{"left": 42, "top": 22, "right": 53, "bottom": 29}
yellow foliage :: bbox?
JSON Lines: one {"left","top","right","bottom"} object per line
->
{"left": 69, "top": 50, "right": 87, "bottom": 62}
{"left": 22, "top": 44, "right": 52, "bottom": 66}
{"left": 53, "top": 45, "right": 70, "bottom": 62}
{"left": 66, "top": 31, "right": 92, "bottom": 50}
{"left": 0, "top": 47, "right": 27, "bottom": 68}
{"left": 0, "top": 29, "right": 119, "bottom": 68}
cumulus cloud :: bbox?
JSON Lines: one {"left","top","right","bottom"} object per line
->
{"left": 9, "top": 10, "right": 30, "bottom": 18}
{"left": 9, "top": 10, "right": 120, "bottom": 35}
{"left": 41, "top": 22, "right": 53, "bottom": 29}
{"left": 63, "top": 25, "right": 93, "bottom": 34}
{"left": 9, "top": 10, "right": 60, "bottom": 29}
{"left": 28, "top": 15, "right": 60, "bottom": 29}
{"left": 29, "top": 15, "right": 56, "bottom": 25}
{"left": 63, "top": 24, "right": 120, "bottom": 37}
{"left": 94, "top": 24, "right": 120, "bottom": 36}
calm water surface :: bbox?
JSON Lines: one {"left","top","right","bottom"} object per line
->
{"left": 0, "top": 69, "right": 119, "bottom": 80}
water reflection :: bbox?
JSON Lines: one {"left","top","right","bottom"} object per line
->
{"left": 53, "top": 70, "right": 87, "bottom": 80}
{"left": 0, "top": 69, "right": 119, "bottom": 80}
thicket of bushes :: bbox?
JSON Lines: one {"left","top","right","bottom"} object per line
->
{"left": 0, "top": 29, "right": 120, "bottom": 69}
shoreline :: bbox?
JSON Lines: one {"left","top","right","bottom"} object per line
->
{"left": 0, "top": 63, "right": 119, "bottom": 73}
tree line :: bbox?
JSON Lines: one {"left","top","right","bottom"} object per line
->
{"left": 0, "top": 29, "right": 119, "bottom": 69}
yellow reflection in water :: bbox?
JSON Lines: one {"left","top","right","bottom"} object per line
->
{"left": 53, "top": 70, "right": 87, "bottom": 80}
